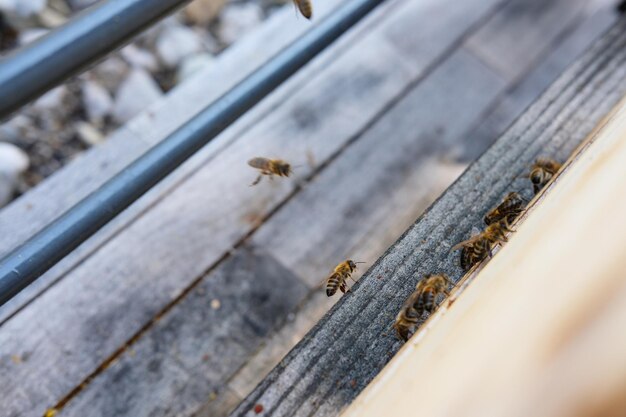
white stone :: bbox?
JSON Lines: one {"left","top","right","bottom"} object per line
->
{"left": 0, "top": 0, "right": 45, "bottom": 17}
{"left": 32, "top": 86, "right": 67, "bottom": 111}
{"left": 112, "top": 69, "right": 163, "bottom": 124}
{"left": 183, "top": 0, "right": 227, "bottom": 25}
{"left": 177, "top": 52, "right": 214, "bottom": 83}
{"left": 19, "top": 28, "right": 49, "bottom": 45}
{"left": 82, "top": 80, "right": 113, "bottom": 122}
{"left": 75, "top": 121, "right": 105, "bottom": 146}
{"left": 0, "top": 142, "right": 29, "bottom": 207}
{"left": 155, "top": 24, "right": 204, "bottom": 68}
{"left": 121, "top": 44, "right": 159, "bottom": 72}
{"left": 218, "top": 3, "right": 263, "bottom": 45}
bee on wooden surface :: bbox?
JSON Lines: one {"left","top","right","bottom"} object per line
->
{"left": 452, "top": 221, "right": 513, "bottom": 272}
{"left": 484, "top": 192, "right": 526, "bottom": 226}
{"left": 394, "top": 275, "right": 452, "bottom": 341}
{"left": 325, "top": 260, "right": 364, "bottom": 297}
{"left": 529, "top": 157, "right": 561, "bottom": 194}
{"left": 414, "top": 274, "right": 452, "bottom": 317}
{"left": 248, "top": 157, "right": 293, "bottom": 186}
{"left": 393, "top": 286, "right": 421, "bottom": 341}
{"left": 293, "top": 0, "right": 313, "bottom": 19}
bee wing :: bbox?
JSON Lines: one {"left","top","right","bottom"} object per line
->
{"left": 451, "top": 234, "right": 483, "bottom": 251}
{"left": 320, "top": 271, "right": 339, "bottom": 286}
{"left": 248, "top": 157, "right": 268, "bottom": 169}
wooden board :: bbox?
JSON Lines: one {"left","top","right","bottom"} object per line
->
{"left": 465, "top": 0, "right": 601, "bottom": 81}
{"left": 457, "top": 6, "right": 618, "bottom": 162}
{"left": 341, "top": 94, "right": 626, "bottom": 417}
{"left": 0, "top": 0, "right": 509, "bottom": 416}
{"left": 229, "top": 18, "right": 626, "bottom": 417}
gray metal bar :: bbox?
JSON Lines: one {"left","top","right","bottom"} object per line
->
{"left": 0, "top": 0, "right": 387, "bottom": 307}
{"left": 0, "top": 0, "right": 190, "bottom": 120}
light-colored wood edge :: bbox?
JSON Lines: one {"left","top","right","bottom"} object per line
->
{"left": 341, "top": 95, "right": 626, "bottom": 417}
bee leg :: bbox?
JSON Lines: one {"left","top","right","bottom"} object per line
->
{"left": 250, "top": 175, "right": 263, "bottom": 186}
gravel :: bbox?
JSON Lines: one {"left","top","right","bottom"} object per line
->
{"left": 0, "top": 0, "right": 288, "bottom": 206}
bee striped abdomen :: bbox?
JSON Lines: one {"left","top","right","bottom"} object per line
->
{"left": 326, "top": 272, "right": 342, "bottom": 296}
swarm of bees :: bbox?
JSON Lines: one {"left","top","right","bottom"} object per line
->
{"left": 246, "top": 155, "right": 562, "bottom": 343}
{"left": 391, "top": 156, "right": 562, "bottom": 342}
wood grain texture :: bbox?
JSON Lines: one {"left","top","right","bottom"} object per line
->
{"left": 59, "top": 247, "right": 308, "bottom": 417}
{"left": 230, "top": 18, "right": 626, "bottom": 417}
{"left": 465, "top": 0, "right": 602, "bottom": 81}
{"left": 455, "top": 6, "right": 618, "bottom": 162}
{"left": 0, "top": 0, "right": 510, "bottom": 416}
{"left": 342, "top": 94, "right": 626, "bottom": 417}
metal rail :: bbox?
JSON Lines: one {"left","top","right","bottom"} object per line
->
{"left": 0, "top": 0, "right": 191, "bottom": 120}
{"left": 0, "top": 0, "right": 388, "bottom": 307}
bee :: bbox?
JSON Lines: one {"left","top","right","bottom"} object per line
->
{"left": 529, "top": 158, "right": 561, "bottom": 194}
{"left": 393, "top": 287, "right": 421, "bottom": 341}
{"left": 325, "top": 260, "right": 364, "bottom": 296}
{"left": 452, "top": 221, "right": 513, "bottom": 272}
{"left": 293, "top": 0, "right": 313, "bottom": 19}
{"left": 394, "top": 274, "right": 452, "bottom": 341}
{"left": 484, "top": 192, "right": 526, "bottom": 226}
{"left": 248, "top": 157, "right": 293, "bottom": 186}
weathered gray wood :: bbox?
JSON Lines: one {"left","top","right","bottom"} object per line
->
{"left": 251, "top": 48, "right": 505, "bottom": 288}
{"left": 0, "top": 0, "right": 352, "bottom": 324}
{"left": 58, "top": 247, "right": 308, "bottom": 417}
{"left": 455, "top": 6, "right": 618, "bottom": 162}
{"left": 0, "top": 0, "right": 512, "bottom": 415}
{"left": 465, "top": 0, "right": 600, "bottom": 81}
{"left": 230, "top": 19, "right": 626, "bottom": 417}
{"left": 61, "top": 46, "right": 505, "bottom": 417}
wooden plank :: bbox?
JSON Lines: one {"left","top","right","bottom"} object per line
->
{"left": 455, "top": 6, "right": 618, "bottom": 162}
{"left": 465, "top": 0, "right": 602, "bottom": 81}
{"left": 229, "top": 19, "right": 626, "bottom": 417}
{"left": 0, "top": 0, "right": 352, "bottom": 323}
{"left": 341, "top": 95, "right": 626, "bottom": 417}
{"left": 0, "top": 0, "right": 509, "bottom": 416}
{"left": 58, "top": 247, "right": 308, "bottom": 417}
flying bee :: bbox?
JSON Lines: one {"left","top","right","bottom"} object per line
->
{"left": 484, "top": 192, "right": 526, "bottom": 226}
{"left": 394, "top": 275, "right": 452, "bottom": 341}
{"left": 324, "top": 260, "right": 364, "bottom": 296}
{"left": 293, "top": 0, "right": 313, "bottom": 19}
{"left": 529, "top": 158, "right": 561, "bottom": 194}
{"left": 248, "top": 157, "right": 293, "bottom": 186}
{"left": 452, "top": 221, "right": 513, "bottom": 272}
